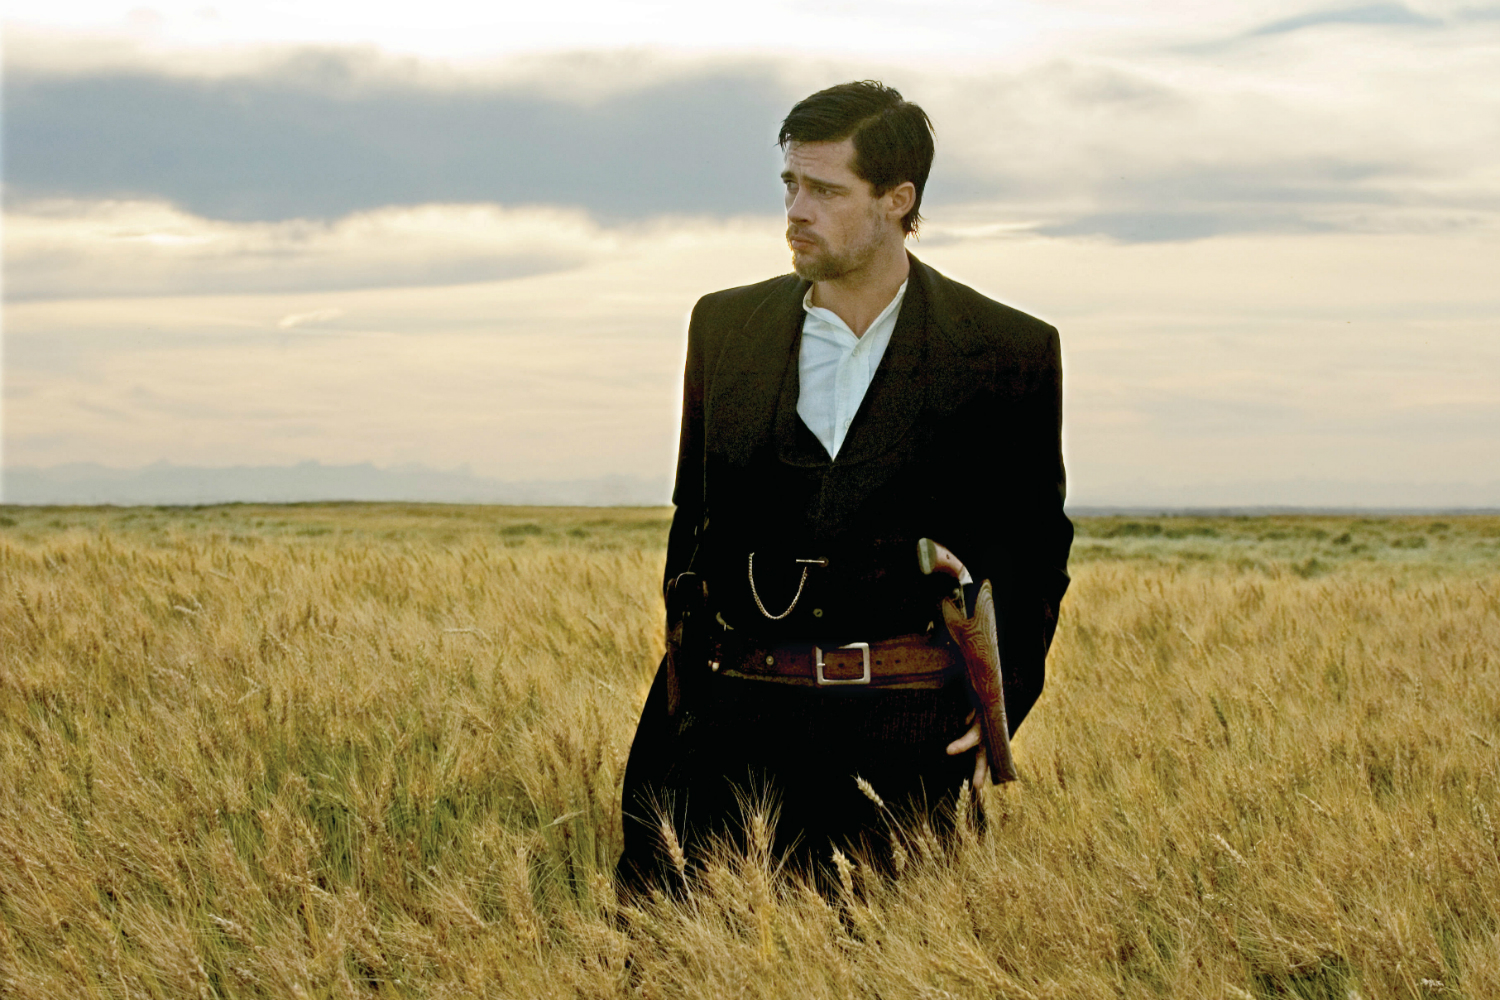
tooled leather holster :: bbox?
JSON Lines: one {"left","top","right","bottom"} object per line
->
{"left": 941, "top": 579, "right": 1020, "bottom": 784}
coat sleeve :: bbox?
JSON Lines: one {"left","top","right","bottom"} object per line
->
{"left": 965, "top": 320, "right": 1073, "bottom": 733}
{"left": 1010, "top": 322, "right": 1072, "bottom": 729}
{"left": 1028, "top": 324, "right": 1073, "bottom": 634}
{"left": 661, "top": 297, "right": 711, "bottom": 598}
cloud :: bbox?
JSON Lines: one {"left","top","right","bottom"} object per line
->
{"left": 918, "top": 35, "right": 1500, "bottom": 238}
{"left": 4, "top": 53, "right": 794, "bottom": 222}
{"left": 4, "top": 11, "right": 1497, "bottom": 507}
{"left": 9, "top": 212, "right": 1497, "bottom": 500}
{"left": 3, "top": 199, "right": 613, "bottom": 301}
{"left": 1036, "top": 211, "right": 1313, "bottom": 242}
{"left": 9, "top": 25, "right": 1500, "bottom": 250}
{"left": 1028, "top": 159, "right": 1393, "bottom": 240}
{"left": 2, "top": 212, "right": 790, "bottom": 480}
{"left": 1247, "top": 3, "right": 1440, "bottom": 35}
{"left": 277, "top": 307, "right": 345, "bottom": 330}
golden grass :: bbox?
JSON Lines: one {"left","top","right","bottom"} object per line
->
{"left": 1, "top": 504, "right": 1497, "bottom": 998}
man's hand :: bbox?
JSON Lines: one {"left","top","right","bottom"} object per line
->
{"left": 946, "top": 711, "right": 990, "bottom": 789}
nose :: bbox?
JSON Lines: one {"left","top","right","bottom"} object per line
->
{"left": 786, "top": 187, "right": 813, "bottom": 225}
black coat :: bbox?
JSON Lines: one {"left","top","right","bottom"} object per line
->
{"left": 617, "top": 253, "right": 1072, "bottom": 886}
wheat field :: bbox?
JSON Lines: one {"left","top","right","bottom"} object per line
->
{"left": 1, "top": 504, "right": 1497, "bottom": 999}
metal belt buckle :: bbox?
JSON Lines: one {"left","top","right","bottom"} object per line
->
{"left": 815, "top": 642, "right": 871, "bottom": 686}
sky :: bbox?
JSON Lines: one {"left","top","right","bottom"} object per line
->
{"left": 3, "top": 1, "right": 1499, "bottom": 506}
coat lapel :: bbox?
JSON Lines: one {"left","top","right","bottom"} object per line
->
{"left": 704, "top": 254, "right": 978, "bottom": 468}
{"left": 908, "top": 252, "right": 989, "bottom": 359}
{"left": 705, "top": 274, "right": 808, "bottom": 465}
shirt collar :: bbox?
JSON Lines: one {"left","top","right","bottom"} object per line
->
{"left": 801, "top": 280, "right": 909, "bottom": 335}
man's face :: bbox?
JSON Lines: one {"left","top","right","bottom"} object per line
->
{"left": 781, "top": 139, "right": 892, "bottom": 283}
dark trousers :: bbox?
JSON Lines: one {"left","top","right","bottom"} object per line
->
{"left": 616, "top": 658, "right": 977, "bottom": 895}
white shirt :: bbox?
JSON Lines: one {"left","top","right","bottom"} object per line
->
{"left": 796, "top": 280, "right": 908, "bottom": 459}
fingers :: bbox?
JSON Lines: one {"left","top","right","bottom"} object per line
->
{"left": 949, "top": 716, "right": 991, "bottom": 789}
{"left": 946, "top": 720, "right": 982, "bottom": 755}
{"left": 973, "top": 747, "right": 990, "bottom": 790}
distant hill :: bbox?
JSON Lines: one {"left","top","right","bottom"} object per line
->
{"left": 1065, "top": 477, "right": 1500, "bottom": 512}
{"left": 4, "top": 462, "right": 1498, "bottom": 511}
{"left": 2, "top": 462, "right": 673, "bottom": 507}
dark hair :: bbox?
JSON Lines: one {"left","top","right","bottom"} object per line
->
{"left": 778, "top": 80, "right": 935, "bottom": 236}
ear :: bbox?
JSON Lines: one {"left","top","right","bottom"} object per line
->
{"left": 883, "top": 181, "right": 916, "bottom": 223}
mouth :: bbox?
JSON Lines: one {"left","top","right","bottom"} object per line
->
{"left": 787, "top": 231, "right": 819, "bottom": 251}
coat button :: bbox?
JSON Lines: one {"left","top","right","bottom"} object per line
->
{"left": 765, "top": 655, "right": 776, "bottom": 666}
{"left": 812, "top": 608, "right": 823, "bottom": 617}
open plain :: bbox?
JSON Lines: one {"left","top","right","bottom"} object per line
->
{"left": 1, "top": 504, "right": 1497, "bottom": 999}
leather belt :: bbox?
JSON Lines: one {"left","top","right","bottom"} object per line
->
{"left": 716, "top": 633, "right": 962, "bottom": 689}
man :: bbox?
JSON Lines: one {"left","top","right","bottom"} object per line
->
{"left": 617, "top": 81, "right": 1072, "bottom": 891}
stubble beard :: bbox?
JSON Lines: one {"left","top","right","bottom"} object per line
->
{"left": 791, "top": 244, "right": 851, "bottom": 282}
{"left": 787, "top": 214, "right": 885, "bottom": 283}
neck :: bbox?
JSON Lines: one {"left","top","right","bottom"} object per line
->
{"left": 810, "top": 239, "right": 911, "bottom": 338}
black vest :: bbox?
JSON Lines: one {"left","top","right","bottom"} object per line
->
{"left": 698, "top": 277, "right": 952, "bottom": 644}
